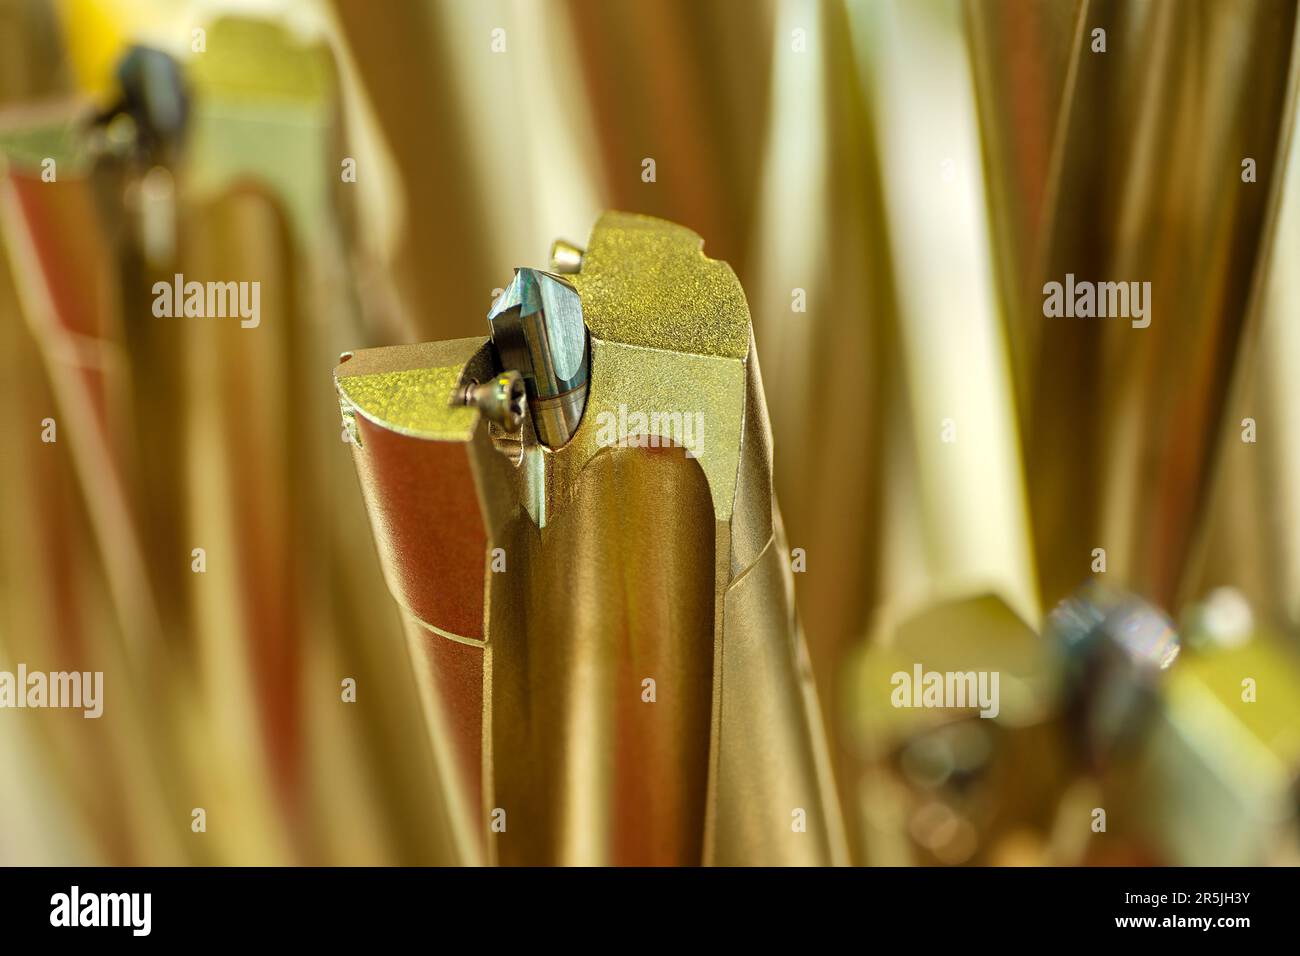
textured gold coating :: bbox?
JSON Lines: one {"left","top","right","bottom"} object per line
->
{"left": 573, "top": 211, "right": 751, "bottom": 360}
{"left": 336, "top": 337, "right": 490, "bottom": 442}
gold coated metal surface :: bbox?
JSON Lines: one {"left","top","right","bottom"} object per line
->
{"left": 335, "top": 211, "right": 847, "bottom": 865}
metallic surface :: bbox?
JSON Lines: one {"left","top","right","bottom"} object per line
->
{"left": 487, "top": 267, "right": 589, "bottom": 447}
{"left": 549, "top": 237, "right": 584, "bottom": 274}
{"left": 459, "top": 369, "right": 526, "bottom": 433}
{"left": 336, "top": 212, "right": 847, "bottom": 865}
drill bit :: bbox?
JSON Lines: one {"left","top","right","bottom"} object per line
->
{"left": 486, "top": 267, "right": 589, "bottom": 448}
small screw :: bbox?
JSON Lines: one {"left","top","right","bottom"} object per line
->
{"left": 459, "top": 370, "right": 526, "bottom": 432}
{"left": 550, "top": 239, "right": 585, "bottom": 275}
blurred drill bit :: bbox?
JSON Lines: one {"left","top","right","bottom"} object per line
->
{"left": 1046, "top": 581, "right": 1179, "bottom": 768}
{"left": 88, "top": 45, "right": 189, "bottom": 168}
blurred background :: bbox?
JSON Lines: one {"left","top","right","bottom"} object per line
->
{"left": 2, "top": 0, "right": 1299, "bottom": 865}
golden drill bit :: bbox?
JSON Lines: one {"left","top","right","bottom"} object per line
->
{"left": 336, "top": 212, "right": 847, "bottom": 865}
